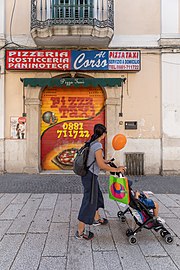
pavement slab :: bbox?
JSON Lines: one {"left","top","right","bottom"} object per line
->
{"left": 10, "top": 233, "right": 47, "bottom": 270}
{"left": 39, "top": 194, "right": 58, "bottom": 209}
{"left": 93, "top": 251, "right": 122, "bottom": 270}
{"left": 0, "top": 193, "right": 17, "bottom": 214}
{"left": 29, "top": 208, "right": 54, "bottom": 233}
{"left": 0, "top": 220, "right": 12, "bottom": 241}
{"left": 66, "top": 236, "right": 93, "bottom": 270}
{"left": 0, "top": 203, "right": 25, "bottom": 220}
{"left": 146, "top": 257, "right": 179, "bottom": 270}
{"left": 165, "top": 218, "right": 180, "bottom": 238}
{"left": 160, "top": 236, "right": 180, "bottom": 269}
{"left": 11, "top": 193, "right": 31, "bottom": 204}
{"left": 103, "top": 193, "right": 121, "bottom": 218}
{"left": 156, "top": 194, "right": 180, "bottom": 208}
{"left": 0, "top": 234, "right": 25, "bottom": 270}
{"left": 39, "top": 257, "right": 67, "bottom": 270}
{"left": 52, "top": 194, "right": 71, "bottom": 223}
{"left": 7, "top": 198, "right": 42, "bottom": 234}
{"left": 43, "top": 222, "right": 69, "bottom": 257}
{"left": 92, "top": 224, "right": 116, "bottom": 251}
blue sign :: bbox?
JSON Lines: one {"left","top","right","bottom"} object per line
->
{"left": 71, "top": 50, "right": 141, "bottom": 71}
{"left": 71, "top": 50, "right": 108, "bottom": 70}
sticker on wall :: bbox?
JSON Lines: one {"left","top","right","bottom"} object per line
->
{"left": 10, "top": 116, "right": 26, "bottom": 139}
{"left": 41, "top": 85, "right": 105, "bottom": 170}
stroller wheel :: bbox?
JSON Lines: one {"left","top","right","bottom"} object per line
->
{"left": 117, "top": 211, "right": 124, "bottom": 218}
{"left": 165, "top": 234, "right": 174, "bottom": 245}
{"left": 128, "top": 235, "right": 137, "bottom": 245}
{"left": 121, "top": 216, "right": 126, "bottom": 222}
{"left": 117, "top": 211, "right": 126, "bottom": 222}
{"left": 126, "top": 229, "right": 133, "bottom": 237}
{"left": 160, "top": 229, "right": 167, "bottom": 238}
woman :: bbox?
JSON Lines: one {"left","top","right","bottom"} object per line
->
{"left": 75, "top": 124, "right": 126, "bottom": 240}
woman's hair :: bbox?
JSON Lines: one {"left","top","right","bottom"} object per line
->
{"left": 89, "top": 124, "right": 107, "bottom": 143}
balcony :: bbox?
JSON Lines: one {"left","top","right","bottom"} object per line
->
{"left": 31, "top": 0, "right": 114, "bottom": 48}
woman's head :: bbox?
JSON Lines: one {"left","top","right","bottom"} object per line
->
{"left": 94, "top": 124, "right": 107, "bottom": 137}
{"left": 90, "top": 124, "right": 107, "bottom": 142}
{"left": 89, "top": 123, "right": 107, "bottom": 142}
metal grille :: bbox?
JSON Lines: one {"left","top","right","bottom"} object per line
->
{"left": 52, "top": 0, "right": 93, "bottom": 20}
{"left": 125, "top": 152, "right": 144, "bottom": 176}
{"left": 31, "top": 0, "right": 114, "bottom": 29}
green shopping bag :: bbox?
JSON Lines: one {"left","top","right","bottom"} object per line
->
{"left": 109, "top": 175, "right": 130, "bottom": 204}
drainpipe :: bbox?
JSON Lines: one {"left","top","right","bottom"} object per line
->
{"left": 0, "top": 0, "right": 5, "bottom": 173}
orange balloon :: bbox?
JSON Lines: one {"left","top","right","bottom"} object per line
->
{"left": 112, "top": 134, "right": 127, "bottom": 150}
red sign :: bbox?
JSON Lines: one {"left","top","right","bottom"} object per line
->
{"left": 6, "top": 49, "right": 141, "bottom": 72}
{"left": 18, "top": 117, "right": 26, "bottom": 124}
{"left": 6, "top": 50, "right": 71, "bottom": 70}
{"left": 108, "top": 51, "right": 140, "bottom": 71}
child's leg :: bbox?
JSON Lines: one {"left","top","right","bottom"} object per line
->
{"left": 153, "top": 201, "right": 159, "bottom": 216}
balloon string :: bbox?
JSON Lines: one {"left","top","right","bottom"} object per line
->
{"left": 111, "top": 150, "right": 116, "bottom": 159}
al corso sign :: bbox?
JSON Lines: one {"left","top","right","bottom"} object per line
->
{"left": 6, "top": 50, "right": 141, "bottom": 72}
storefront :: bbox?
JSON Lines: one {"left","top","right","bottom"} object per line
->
{"left": 4, "top": 49, "right": 143, "bottom": 173}
{"left": 22, "top": 77, "right": 125, "bottom": 173}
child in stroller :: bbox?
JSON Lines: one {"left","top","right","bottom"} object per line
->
{"left": 108, "top": 159, "right": 174, "bottom": 245}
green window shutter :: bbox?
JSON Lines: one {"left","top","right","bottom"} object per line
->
{"left": 51, "top": 0, "right": 93, "bottom": 20}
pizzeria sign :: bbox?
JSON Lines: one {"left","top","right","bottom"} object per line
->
{"left": 6, "top": 50, "right": 141, "bottom": 72}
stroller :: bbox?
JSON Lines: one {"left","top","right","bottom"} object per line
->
{"left": 108, "top": 159, "right": 174, "bottom": 245}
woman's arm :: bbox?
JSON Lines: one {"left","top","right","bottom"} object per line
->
{"left": 95, "top": 149, "right": 125, "bottom": 173}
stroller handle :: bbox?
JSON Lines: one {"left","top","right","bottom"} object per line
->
{"left": 108, "top": 159, "right": 133, "bottom": 187}
{"left": 107, "top": 158, "right": 125, "bottom": 177}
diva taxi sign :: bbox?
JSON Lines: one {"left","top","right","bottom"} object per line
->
{"left": 6, "top": 50, "right": 141, "bottom": 71}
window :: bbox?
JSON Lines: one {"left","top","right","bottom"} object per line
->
{"left": 51, "top": 0, "right": 93, "bottom": 20}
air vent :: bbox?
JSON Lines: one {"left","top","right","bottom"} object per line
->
{"left": 125, "top": 152, "right": 144, "bottom": 175}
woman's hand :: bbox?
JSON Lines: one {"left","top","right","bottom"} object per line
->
{"left": 116, "top": 166, "right": 126, "bottom": 173}
{"left": 95, "top": 149, "right": 127, "bottom": 173}
{"left": 104, "top": 159, "right": 111, "bottom": 164}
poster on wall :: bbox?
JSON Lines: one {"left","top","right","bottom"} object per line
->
{"left": 10, "top": 116, "right": 26, "bottom": 139}
{"left": 41, "top": 86, "right": 105, "bottom": 170}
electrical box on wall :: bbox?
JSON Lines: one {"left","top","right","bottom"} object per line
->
{"left": 125, "top": 121, "right": 137, "bottom": 130}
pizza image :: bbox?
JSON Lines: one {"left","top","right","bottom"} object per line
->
{"left": 56, "top": 148, "right": 77, "bottom": 166}
{"left": 42, "top": 143, "right": 83, "bottom": 170}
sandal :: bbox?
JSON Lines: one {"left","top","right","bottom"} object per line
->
{"left": 93, "top": 218, "right": 108, "bottom": 226}
{"left": 75, "top": 230, "right": 94, "bottom": 240}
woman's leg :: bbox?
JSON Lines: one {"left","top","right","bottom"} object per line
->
{"left": 94, "top": 210, "right": 101, "bottom": 220}
{"left": 96, "top": 180, "right": 105, "bottom": 210}
{"left": 77, "top": 221, "right": 85, "bottom": 235}
{"left": 78, "top": 171, "right": 98, "bottom": 225}
{"left": 93, "top": 181, "right": 108, "bottom": 224}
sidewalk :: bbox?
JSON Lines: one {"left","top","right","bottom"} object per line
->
{"left": 0, "top": 192, "right": 180, "bottom": 270}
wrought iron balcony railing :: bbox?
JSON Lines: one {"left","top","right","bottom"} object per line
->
{"left": 31, "top": 0, "right": 114, "bottom": 30}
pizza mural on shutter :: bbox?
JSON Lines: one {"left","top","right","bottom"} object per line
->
{"left": 41, "top": 85, "right": 105, "bottom": 170}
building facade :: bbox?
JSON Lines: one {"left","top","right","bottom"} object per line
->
{"left": 0, "top": 0, "right": 180, "bottom": 175}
